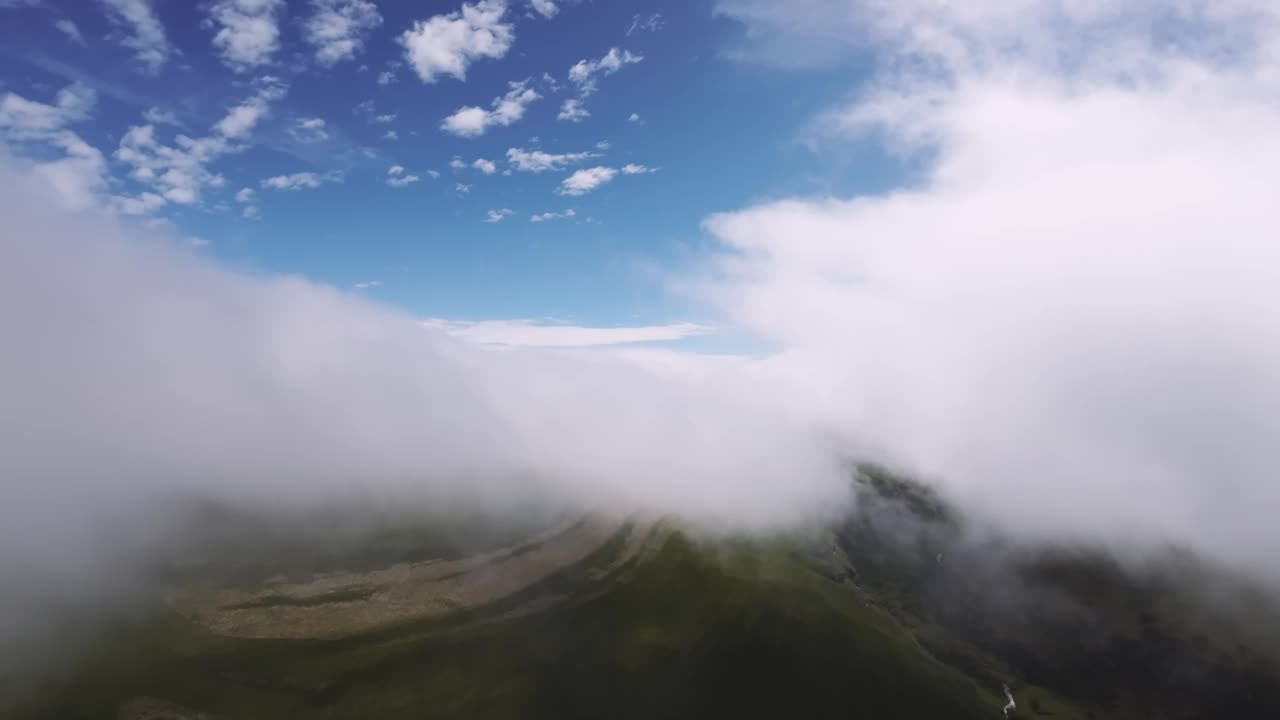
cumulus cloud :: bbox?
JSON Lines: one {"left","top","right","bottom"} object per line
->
{"left": 530, "top": 208, "right": 574, "bottom": 222}
{"left": 529, "top": 0, "right": 557, "bottom": 19}
{"left": 99, "top": 0, "right": 172, "bottom": 73}
{"left": 386, "top": 164, "right": 420, "bottom": 187}
{"left": 441, "top": 79, "right": 540, "bottom": 137}
{"left": 557, "top": 98, "right": 588, "bottom": 122}
{"left": 507, "top": 146, "right": 593, "bottom": 172}
{"left": 0, "top": 83, "right": 106, "bottom": 210}
{"left": 568, "top": 47, "right": 642, "bottom": 95}
{"left": 260, "top": 169, "right": 343, "bottom": 191}
{"left": 400, "top": 0, "right": 514, "bottom": 83}
{"left": 621, "top": 163, "right": 656, "bottom": 174}
{"left": 114, "top": 79, "right": 286, "bottom": 209}
{"left": 472, "top": 158, "right": 497, "bottom": 174}
{"left": 702, "top": 0, "right": 1280, "bottom": 580}
{"left": 207, "top": 0, "right": 285, "bottom": 72}
{"left": 287, "top": 117, "right": 330, "bottom": 143}
{"left": 557, "top": 166, "right": 616, "bottom": 195}
{"left": 484, "top": 207, "right": 513, "bottom": 222}
{"left": 303, "top": 0, "right": 382, "bottom": 67}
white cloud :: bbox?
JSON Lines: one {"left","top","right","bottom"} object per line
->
{"left": 287, "top": 117, "right": 330, "bottom": 143}
{"left": 472, "top": 158, "right": 496, "bottom": 174}
{"left": 207, "top": 0, "right": 285, "bottom": 72}
{"left": 703, "top": 0, "right": 1280, "bottom": 580}
{"left": 386, "top": 166, "right": 420, "bottom": 187}
{"left": 421, "top": 318, "right": 709, "bottom": 348}
{"left": 557, "top": 98, "right": 589, "bottom": 122}
{"left": 353, "top": 280, "right": 382, "bottom": 289}
{"left": 142, "top": 107, "right": 180, "bottom": 126}
{"left": 626, "top": 12, "right": 663, "bottom": 36}
{"left": 529, "top": 0, "right": 557, "bottom": 19}
{"left": 0, "top": 84, "right": 106, "bottom": 210}
{"left": 260, "top": 170, "right": 342, "bottom": 191}
{"left": 621, "top": 163, "right": 656, "bottom": 174}
{"left": 55, "top": 18, "right": 85, "bottom": 45}
{"left": 627, "top": 112, "right": 641, "bottom": 122}
{"left": 303, "top": 0, "right": 382, "bottom": 67}
{"left": 426, "top": 169, "right": 441, "bottom": 179}
{"left": 234, "top": 187, "right": 255, "bottom": 203}
{"left": 449, "top": 156, "right": 466, "bottom": 169}
{"left": 382, "top": 129, "right": 398, "bottom": 141}
{"left": 455, "top": 182, "right": 471, "bottom": 194}
{"left": 530, "top": 208, "right": 574, "bottom": 222}
{"left": 484, "top": 208, "right": 513, "bottom": 222}
{"left": 557, "top": 166, "right": 616, "bottom": 195}
{"left": 373, "top": 113, "right": 396, "bottom": 123}
{"left": 441, "top": 79, "right": 540, "bottom": 137}
{"left": 376, "top": 70, "right": 397, "bottom": 85}
{"left": 112, "top": 190, "right": 166, "bottom": 216}
{"left": 241, "top": 204, "right": 259, "bottom": 219}
{"left": 99, "top": 0, "right": 172, "bottom": 73}
{"left": 399, "top": 0, "right": 514, "bottom": 83}
{"left": 568, "top": 47, "right": 642, "bottom": 94}
{"left": 506, "top": 146, "right": 593, "bottom": 172}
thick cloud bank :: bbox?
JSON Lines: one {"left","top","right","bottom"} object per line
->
{"left": 0, "top": 153, "right": 846, "bottom": 609}
{"left": 708, "top": 0, "right": 1280, "bottom": 578}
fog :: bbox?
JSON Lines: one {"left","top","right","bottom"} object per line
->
{"left": 0, "top": 152, "right": 848, "bottom": 643}
{"left": 706, "top": 0, "right": 1280, "bottom": 580}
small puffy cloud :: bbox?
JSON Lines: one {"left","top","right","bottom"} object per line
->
{"left": 303, "top": 0, "right": 382, "bottom": 67}
{"left": 426, "top": 169, "right": 441, "bottom": 179}
{"left": 100, "top": 0, "right": 172, "bottom": 73}
{"left": 621, "top": 163, "right": 656, "bottom": 174}
{"left": 557, "top": 98, "right": 589, "bottom": 122}
{"left": 529, "top": 0, "right": 557, "bottom": 19}
{"left": 376, "top": 70, "right": 397, "bottom": 85}
{"left": 241, "top": 204, "right": 259, "bottom": 219}
{"left": 400, "top": 0, "right": 513, "bottom": 84}
{"left": 142, "top": 107, "right": 180, "bottom": 126}
{"left": 558, "top": 166, "right": 616, "bottom": 195}
{"left": 112, "top": 191, "right": 167, "bottom": 216}
{"left": 568, "top": 47, "right": 642, "bottom": 94}
{"left": 234, "top": 187, "right": 255, "bottom": 203}
{"left": 506, "top": 146, "right": 593, "bottom": 172}
{"left": 484, "top": 208, "right": 513, "bottom": 222}
{"left": 628, "top": 112, "right": 641, "bottom": 122}
{"left": 449, "top": 156, "right": 466, "bottom": 169}
{"left": 207, "top": 0, "right": 285, "bottom": 72}
{"left": 55, "top": 18, "right": 85, "bottom": 45}
{"left": 386, "top": 165, "right": 419, "bottom": 187}
{"left": 472, "top": 158, "right": 496, "bottom": 174}
{"left": 352, "top": 280, "right": 382, "bottom": 289}
{"left": 382, "top": 129, "right": 398, "bottom": 141}
{"left": 595, "top": 140, "right": 611, "bottom": 150}
{"left": 530, "top": 208, "right": 574, "bottom": 222}
{"left": 455, "top": 182, "right": 471, "bottom": 194}
{"left": 442, "top": 79, "right": 540, "bottom": 137}
{"left": 260, "top": 170, "right": 342, "bottom": 191}
{"left": 373, "top": 113, "right": 396, "bottom": 123}
{"left": 287, "top": 117, "right": 330, "bottom": 143}
{"left": 110, "top": 79, "right": 282, "bottom": 210}
{"left": 214, "top": 78, "right": 287, "bottom": 138}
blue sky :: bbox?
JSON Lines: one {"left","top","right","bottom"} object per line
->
{"left": 0, "top": 0, "right": 897, "bottom": 347}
